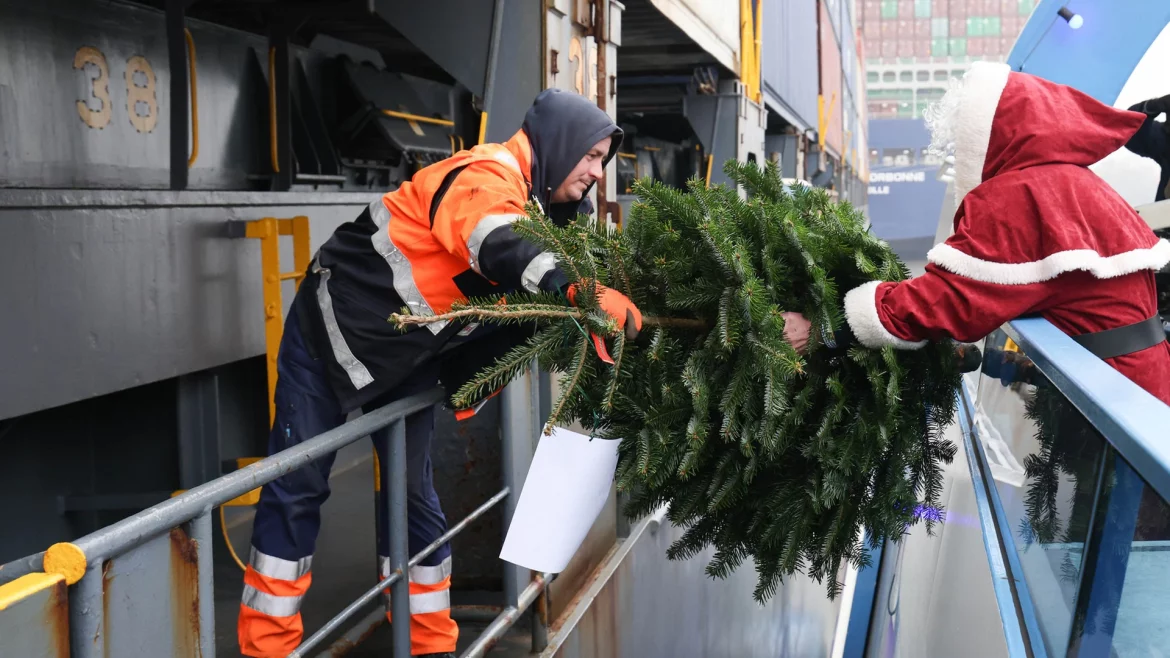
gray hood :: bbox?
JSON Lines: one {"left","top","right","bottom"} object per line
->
{"left": 521, "top": 88, "right": 623, "bottom": 224}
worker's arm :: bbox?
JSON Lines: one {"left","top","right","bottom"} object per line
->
{"left": 1124, "top": 96, "right": 1170, "bottom": 166}
{"left": 842, "top": 266, "right": 1051, "bottom": 349}
{"left": 430, "top": 161, "right": 568, "bottom": 294}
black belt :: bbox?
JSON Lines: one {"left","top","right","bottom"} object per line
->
{"left": 1070, "top": 315, "right": 1167, "bottom": 360}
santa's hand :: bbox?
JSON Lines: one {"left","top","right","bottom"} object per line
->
{"left": 781, "top": 312, "right": 812, "bottom": 354}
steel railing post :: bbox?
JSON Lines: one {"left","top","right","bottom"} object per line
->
{"left": 500, "top": 361, "right": 538, "bottom": 609}
{"left": 192, "top": 512, "right": 216, "bottom": 656}
{"left": 70, "top": 562, "right": 105, "bottom": 658}
{"left": 388, "top": 417, "right": 411, "bottom": 657}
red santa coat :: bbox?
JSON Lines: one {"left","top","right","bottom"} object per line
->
{"left": 844, "top": 62, "right": 1170, "bottom": 405}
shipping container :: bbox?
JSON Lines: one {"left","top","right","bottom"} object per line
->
{"left": 981, "top": 0, "right": 998, "bottom": 15}
{"left": 1000, "top": 36, "right": 1015, "bottom": 54}
{"left": 1003, "top": 15, "right": 1019, "bottom": 36}
{"left": 916, "top": 37, "right": 931, "bottom": 57}
{"left": 820, "top": 1, "right": 845, "bottom": 156}
{"left": 898, "top": 39, "right": 914, "bottom": 56}
{"left": 917, "top": 18, "right": 931, "bottom": 37}
{"left": 999, "top": 0, "right": 1015, "bottom": 15}
{"left": 898, "top": 18, "right": 912, "bottom": 36}
{"left": 881, "top": 0, "right": 897, "bottom": 19}
{"left": 950, "top": 17, "right": 966, "bottom": 36}
{"left": 968, "top": 35, "right": 984, "bottom": 56}
{"left": 865, "top": 20, "right": 881, "bottom": 39}
{"left": 899, "top": 0, "right": 913, "bottom": 18}
{"left": 931, "top": 37, "right": 948, "bottom": 56}
{"left": 881, "top": 42, "right": 897, "bottom": 58}
{"left": 914, "top": 0, "right": 931, "bottom": 17}
{"left": 949, "top": 36, "right": 967, "bottom": 55}
{"left": 968, "top": 16, "right": 983, "bottom": 36}
{"left": 1018, "top": 0, "right": 1036, "bottom": 16}
{"left": 761, "top": 0, "right": 820, "bottom": 131}
{"left": 882, "top": 20, "right": 896, "bottom": 38}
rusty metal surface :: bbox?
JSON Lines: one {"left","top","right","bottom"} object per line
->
{"left": 0, "top": 574, "right": 70, "bottom": 658}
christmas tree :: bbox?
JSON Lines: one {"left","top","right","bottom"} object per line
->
{"left": 393, "top": 161, "right": 962, "bottom": 600}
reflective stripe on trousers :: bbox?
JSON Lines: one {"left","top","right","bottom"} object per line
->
{"left": 238, "top": 547, "right": 314, "bottom": 657}
{"left": 381, "top": 554, "right": 458, "bottom": 653}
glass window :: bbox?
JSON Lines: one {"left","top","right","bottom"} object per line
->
{"left": 917, "top": 70, "right": 930, "bottom": 81}
{"left": 934, "top": 69, "right": 949, "bottom": 81}
{"left": 868, "top": 71, "right": 880, "bottom": 83}
{"left": 900, "top": 70, "right": 913, "bottom": 82}
{"left": 973, "top": 329, "right": 1107, "bottom": 654}
{"left": 1103, "top": 463, "right": 1170, "bottom": 656}
{"left": 883, "top": 71, "right": 897, "bottom": 82}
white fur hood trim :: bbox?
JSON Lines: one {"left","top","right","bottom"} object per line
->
{"left": 927, "top": 239, "right": 1170, "bottom": 285}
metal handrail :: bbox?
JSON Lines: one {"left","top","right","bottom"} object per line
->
{"left": 69, "top": 389, "right": 443, "bottom": 564}
{"left": 1004, "top": 317, "right": 1170, "bottom": 501}
{"left": 9, "top": 366, "right": 556, "bottom": 657}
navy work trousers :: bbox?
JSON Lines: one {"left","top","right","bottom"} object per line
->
{"left": 249, "top": 310, "right": 451, "bottom": 573}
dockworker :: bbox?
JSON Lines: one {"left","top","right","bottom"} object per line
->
{"left": 822, "top": 62, "right": 1170, "bottom": 404}
{"left": 237, "top": 89, "right": 643, "bottom": 658}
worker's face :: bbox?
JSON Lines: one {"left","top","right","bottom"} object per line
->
{"left": 551, "top": 136, "right": 611, "bottom": 203}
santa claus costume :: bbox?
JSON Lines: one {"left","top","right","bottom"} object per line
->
{"left": 843, "top": 61, "right": 1170, "bottom": 405}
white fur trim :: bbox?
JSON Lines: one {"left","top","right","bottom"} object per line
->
{"left": 927, "top": 239, "right": 1170, "bottom": 284}
{"left": 952, "top": 62, "right": 1011, "bottom": 204}
{"left": 844, "top": 281, "right": 929, "bottom": 351}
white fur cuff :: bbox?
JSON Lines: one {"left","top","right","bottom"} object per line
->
{"left": 844, "top": 281, "right": 928, "bottom": 350}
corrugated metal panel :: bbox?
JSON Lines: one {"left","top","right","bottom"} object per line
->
{"left": 760, "top": 0, "right": 818, "bottom": 131}
{"left": 820, "top": 2, "right": 844, "bottom": 156}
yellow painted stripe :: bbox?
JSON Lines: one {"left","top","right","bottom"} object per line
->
{"left": 0, "top": 573, "right": 65, "bottom": 611}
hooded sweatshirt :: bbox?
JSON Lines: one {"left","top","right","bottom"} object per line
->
{"left": 302, "top": 90, "right": 622, "bottom": 412}
{"left": 843, "top": 62, "right": 1170, "bottom": 405}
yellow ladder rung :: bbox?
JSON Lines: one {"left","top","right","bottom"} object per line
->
{"left": 280, "top": 271, "right": 304, "bottom": 281}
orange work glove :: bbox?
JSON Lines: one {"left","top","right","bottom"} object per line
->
{"left": 567, "top": 281, "right": 643, "bottom": 340}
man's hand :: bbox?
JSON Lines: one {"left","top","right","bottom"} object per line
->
{"left": 568, "top": 281, "right": 643, "bottom": 340}
{"left": 781, "top": 312, "right": 812, "bottom": 354}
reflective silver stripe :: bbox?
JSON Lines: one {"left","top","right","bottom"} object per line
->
{"left": 241, "top": 585, "right": 303, "bottom": 617}
{"left": 314, "top": 262, "right": 375, "bottom": 390}
{"left": 249, "top": 547, "right": 312, "bottom": 581}
{"left": 467, "top": 214, "right": 523, "bottom": 274}
{"left": 492, "top": 149, "right": 520, "bottom": 172}
{"left": 409, "top": 556, "right": 453, "bottom": 585}
{"left": 520, "top": 251, "right": 558, "bottom": 293}
{"left": 368, "top": 199, "right": 447, "bottom": 334}
{"left": 379, "top": 555, "right": 452, "bottom": 585}
{"left": 409, "top": 589, "right": 451, "bottom": 614}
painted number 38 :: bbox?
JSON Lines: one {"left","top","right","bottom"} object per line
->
{"left": 73, "top": 46, "right": 158, "bottom": 133}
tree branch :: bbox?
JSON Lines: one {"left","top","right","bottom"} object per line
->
{"left": 390, "top": 308, "right": 708, "bottom": 331}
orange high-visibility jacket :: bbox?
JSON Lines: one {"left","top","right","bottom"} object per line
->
{"left": 296, "top": 90, "right": 622, "bottom": 412}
